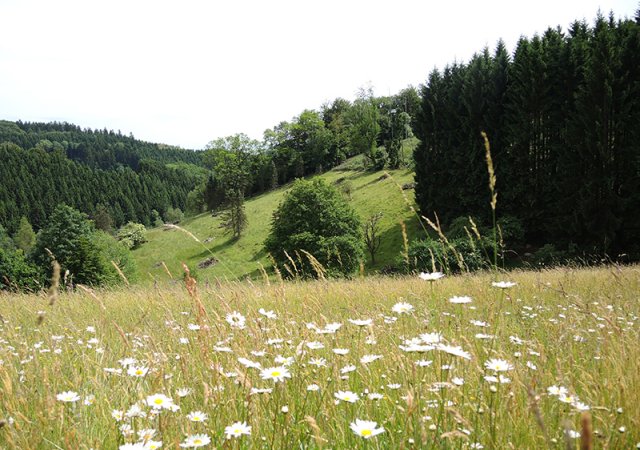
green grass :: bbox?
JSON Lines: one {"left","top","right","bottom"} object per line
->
{"left": 132, "top": 140, "right": 422, "bottom": 284}
{"left": 0, "top": 266, "right": 638, "bottom": 448}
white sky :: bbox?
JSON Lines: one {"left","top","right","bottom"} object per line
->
{"left": 0, "top": 0, "right": 636, "bottom": 150}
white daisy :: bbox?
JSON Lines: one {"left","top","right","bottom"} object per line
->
{"left": 225, "top": 421, "right": 251, "bottom": 439}
{"left": 350, "top": 419, "right": 385, "bottom": 439}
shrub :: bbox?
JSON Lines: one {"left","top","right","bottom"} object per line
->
{"left": 403, "top": 237, "right": 489, "bottom": 274}
{"left": 0, "top": 246, "right": 41, "bottom": 291}
{"left": 265, "top": 179, "right": 363, "bottom": 278}
{"left": 116, "top": 222, "right": 147, "bottom": 250}
{"left": 164, "top": 207, "right": 184, "bottom": 224}
{"left": 30, "top": 204, "right": 136, "bottom": 287}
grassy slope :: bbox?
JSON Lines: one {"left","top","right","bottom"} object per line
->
{"left": 132, "top": 141, "right": 423, "bottom": 283}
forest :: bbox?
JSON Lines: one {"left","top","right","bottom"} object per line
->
{"left": 414, "top": 12, "right": 640, "bottom": 261}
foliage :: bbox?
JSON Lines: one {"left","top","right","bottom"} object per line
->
{"left": 348, "top": 87, "right": 382, "bottom": 169}
{"left": 0, "top": 226, "right": 40, "bottom": 290}
{"left": 92, "top": 230, "right": 138, "bottom": 284}
{"left": 403, "top": 237, "right": 490, "bottom": 274}
{"left": 0, "top": 141, "right": 202, "bottom": 233}
{"left": 164, "top": 207, "right": 184, "bottom": 225}
{"left": 151, "top": 209, "right": 163, "bottom": 228}
{"left": 220, "top": 190, "right": 248, "bottom": 239}
{"left": 363, "top": 212, "right": 383, "bottom": 264}
{"left": 265, "top": 179, "right": 363, "bottom": 277}
{"left": 116, "top": 222, "right": 148, "bottom": 250}
{"left": 92, "top": 204, "right": 114, "bottom": 233}
{"left": 414, "top": 14, "right": 640, "bottom": 260}
{"left": 12, "top": 216, "right": 36, "bottom": 253}
{"left": 30, "top": 204, "right": 133, "bottom": 286}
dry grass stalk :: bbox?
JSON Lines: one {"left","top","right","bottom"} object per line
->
{"left": 526, "top": 386, "right": 553, "bottom": 448}
{"left": 300, "top": 250, "right": 326, "bottom": 280}
{"left": 481, "top": 131, "right": 497, "bottom": 212}
{"left": 580, "top": 412, "right": 593, "bottom": 450}
{"left": 423, "top": 214, "right": 466, "bottom": 271}
{"left": 304, "top": 416, "right": 326, "bottom": 448}
{"left": 48, "top": 260, "right": 61, "bottom": 307}
{"left": 76, "top": 284, "right": 107, "bottom": 310}
{"left": 400, "top": 220, "right": 409, "bottom": 265}
{"left": 283, "top": 250, "right": 299, "bottom": 278}
{"left": 110, "top": 260, "right": 130, "bottom": 286}
{"left": 161, "top": 261, "right": 173, "bottom": 279}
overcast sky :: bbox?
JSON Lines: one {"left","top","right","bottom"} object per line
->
{"left": 0, "top": 0, "right": 636, "bottom": 149}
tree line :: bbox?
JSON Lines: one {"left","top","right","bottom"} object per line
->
{"left": 414, "top": 11, "right": 640, "bottom": 261}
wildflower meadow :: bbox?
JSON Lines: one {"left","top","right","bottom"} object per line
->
{"left": 0, "top": 266, "right": 638, "bottom": 448}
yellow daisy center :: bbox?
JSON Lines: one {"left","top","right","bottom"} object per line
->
{"left": 234, "top": 428, "right": 241, "bottom": 434}
{"left": 136, "top": 370, "right": 143, "bottom": 375}
{"left": 154, "top": 398, "right": 163, "bottom": 405}
{"left": 361, "top": 429, "right": 372, "bottom": 436}
{"left": 272, "top": 371, "right": 281, "bottom": 377}
{"left": 194, "top": 439, "right": 202, "bottom": 444}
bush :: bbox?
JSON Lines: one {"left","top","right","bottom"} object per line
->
{"left": 0, "top": 246, "right": 41, "bottom": 291}
{"left": 31, "top": 204, "right": 136, "bottom": 287}
{"left": 265, "top": 179, "right": 363, "bottom": 278}
{"left": 92, "top": 231, "right": 137, "bottom": 285}
{"left": 403, "top": 237, "right": 490, "bottom": 274}
{"left": 116, "top": 222, "right": 147, "bottom": 250}
{"left": 164, "top": 207, "right": 184, "bottom": 224}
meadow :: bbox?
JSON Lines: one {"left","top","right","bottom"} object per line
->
{"left": 132, "top": 141, "right": 422, "bottom": 283}
{"left": 0, "top": 265, "right": 638, "bottom": 449}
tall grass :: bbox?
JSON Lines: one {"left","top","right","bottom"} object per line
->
{"left": 0, "top": 266, "right": 638, "bottom": 448}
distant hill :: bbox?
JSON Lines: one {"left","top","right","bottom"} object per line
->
{"left": 131, "top": 139, "right": 422, "bottom": 282}
{"left": 0, "top": 120, "right": 206, "bottom": 232}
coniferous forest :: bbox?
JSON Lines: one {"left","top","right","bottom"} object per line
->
{"left": 414, "top": 12, "right": 640, "bottom": 260}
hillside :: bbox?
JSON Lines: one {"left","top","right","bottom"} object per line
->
{"left": 132, "top": 141, "right": 422, "bottom": 282}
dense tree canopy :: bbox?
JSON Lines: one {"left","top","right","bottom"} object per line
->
{"left": 265, "top": 179, "right": 364, "bottom": 277}
{"left": 414, "top": 13, "right": 640, "bottom": 260}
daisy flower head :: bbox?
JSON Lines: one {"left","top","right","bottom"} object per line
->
{"left": 335, "top": 390, "right": 360, "bottom": 403}
{"left": 176, "top": 387, "right": 192, "bottom": 398}
{"left": 419, "top": 271, "right": 444, "bottom": 281}
{"left": 179, "top": 433, "right": 211, "bottom": 448}
{"left": 547, "top": 385, "right": 568, "bottom": 397}
{"left": 348, "top": 318, "right": 373, "bottom": 326}
{"left": 225, "top": 421, "right": 251, "bottom": 439}
{"left": 258, "top": 308, "right": 277, "bottom": 319}
{"left": 146, "top": 393, "right": 175, "bottom": 410}
{"left": 137, "top": 428, "right": 157, "bottom": 442}
{"left": 56, "top": 391, "right": 81, "bottom": 403}
{"left": 127, "top": 365, "right": 149, "bottom": 377}
{"left": 187, "top": 411, "right": 208, "bottom": 422}
{"left": 437, "top": 344, "right": 472, "bottom": 360}
{"left": 484, "top": 358, "right": 514, "bottom": 372}
{"left": 420, "top": 332, "right": 443, "bottom": 344}
{"left": 449, "top": 296, "right": 473, "bottom": 304}
{"left": 238, "top": 357, "right": 262, "bottom": 369}
{"left": 119, "top": 444, "right": 146, "bottom": 450}
{"left": 392, "top": 301, "right": 414, "bottom": 314}
{"left": 350, "top": 419, "right": 385, "bottom": 439}
{"left": 360, "top": 354, "right": 383, "bottom": 364}
{"left": 260, "top": 366, "right": 291, "bottom": 383}
{"left": 492, "top": 281, "right": 516, "bottom": 289}
{"left": 226, "top": 311, "right": 246, "bottom": 329}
